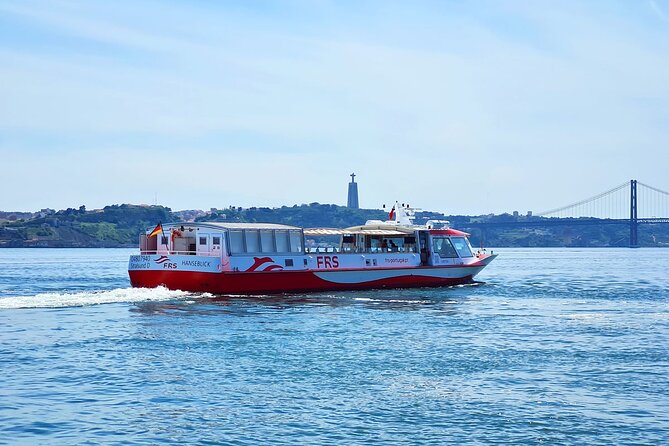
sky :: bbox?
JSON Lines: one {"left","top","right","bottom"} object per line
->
{"left": 1, "top": 0, "right": 668, "bottom": 215}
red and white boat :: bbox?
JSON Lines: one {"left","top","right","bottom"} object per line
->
{"left": 128, "top": 203, "right": 496, "bottom": 294}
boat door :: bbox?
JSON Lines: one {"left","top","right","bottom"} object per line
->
{"left": 197, "top": 233, "right": 210, "bottom": 255}
{"left": 213, "top": 232, "right": 232, "bottom": 271}
{"left": 211, "top": 234, "right": 222, "bottom": 255}
{"left": 418, "top": 230, "right": 431, "bottom": 266}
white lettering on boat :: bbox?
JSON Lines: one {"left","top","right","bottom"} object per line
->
{"left": 181, "top": 260, "right": 211, "bottom": 268}
{"left": 384, "top": 258, "right": 409, "bottom": 264}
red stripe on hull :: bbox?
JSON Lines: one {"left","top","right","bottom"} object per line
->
{"left": 129, "top": 269, "right": 475, "bottom": 295}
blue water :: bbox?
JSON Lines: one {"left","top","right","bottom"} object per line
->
{"left": 0, "top": 248, "right": 668, "bottom": 445}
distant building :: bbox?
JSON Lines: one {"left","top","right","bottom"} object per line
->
{"left": 513, "top": 211, "right": 519, "bottom": 217}
{"left": 39, "top": 208, "right": 55, "bottom": 216}
{"left": 347, "top": 173, "right": 359, "bottom": 209}
{"left": 527, "top": 211, "right": 533, "bottom": 217}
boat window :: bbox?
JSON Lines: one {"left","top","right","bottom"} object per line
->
{"left": 384, "top": 238, "right": 403, "bottom": 252}
{"left": 212, "top": 237, "right": 220, "bottom": 246}
{"left": 260, "top": 230, "right": 275, "bottom": 253}
{"left": 161, "top": 236, "right": 168, "bottom": 246}
{"left": 433, "top": 237, "right": 458, "bottom": 258}
{"left": 404, "top": 236, "right": 416, "bottom": 253}
{"left": 450, "top": 237, "right": 473, "bottom": 258}
{"left": 275, "top": 230, "right": 289, "bottom": 252}
{"left": 369, "top": 236, "right": 382, "bottom": 253}
{"left": 199, "top": 237, "right": 207, "bottom": 245}
{"left": 229, "top": 230, "right": 244, "bottom": 254}
{"left": 245, "top": 230, "right": 260, "bottom": 252}
{"left": 289, "top": 230, "right": 303, "bottom": 253}
{"left": 340, "top": 234, "right": 356, "bottom": 253}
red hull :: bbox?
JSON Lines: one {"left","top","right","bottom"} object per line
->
{"left": 129, "top": 268, "right": 476, "bottom": 295}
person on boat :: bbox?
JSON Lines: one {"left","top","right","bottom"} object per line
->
{"left": 439, "top": 239, "right": 456, "bottom": 257}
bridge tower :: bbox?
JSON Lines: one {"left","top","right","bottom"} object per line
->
{"left": 630, "top": 179, "right": 638, "bottom": 248}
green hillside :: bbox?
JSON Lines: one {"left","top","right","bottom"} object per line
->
{"left": 0, "top": 204, "right": 171, "bottom": 247}
{"left": 1, "top": 203, "right": 668, "bottom": 247}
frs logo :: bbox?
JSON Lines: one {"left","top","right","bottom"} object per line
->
{"left": 316, "top": 255, "right": 339, "bottom": 269}
{"left": 154, "top": 255, "right": 177, "bottom": 269}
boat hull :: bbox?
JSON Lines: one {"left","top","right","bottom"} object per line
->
{"left": 129, "top": 257, "right": 495, "bottom": 295}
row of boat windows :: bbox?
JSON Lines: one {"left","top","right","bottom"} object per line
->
{"left": 339, "top": 235, "right": 417, "bottom": 253}
{"left": 433, "top": 237, "right": 473, "bottom": 258}
{"left": 228, "top": 229, "right": 303, "bottom": 254}
{"left": 159, "top": 230, "right": 472, "bottom": 258}
{"left": 160, "top": 236, "right": 221, "bottom": 246}
{"left": 159, "top": 230, "right": 303, "bottom": 255}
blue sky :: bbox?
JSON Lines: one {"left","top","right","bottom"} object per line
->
{"left": 2, "top": 0, "right": 668, "bottom": 214}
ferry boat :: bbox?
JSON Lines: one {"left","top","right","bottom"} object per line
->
{"left": 128, "top": 203, "right": 497, "bottom": 294}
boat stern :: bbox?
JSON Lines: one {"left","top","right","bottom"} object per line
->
{"left": 128, "top": 253, "right": 223, "bottom": 290}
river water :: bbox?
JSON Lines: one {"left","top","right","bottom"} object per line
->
{"left": 0, "top": 248, "right": 667, "bottom": 445}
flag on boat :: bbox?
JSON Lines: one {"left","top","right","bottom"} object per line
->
{"left": 148, "top": 223, "right": 163, "bottom": 238}
{"left": 388, "top": 206, "right": 395, "bottom": 220}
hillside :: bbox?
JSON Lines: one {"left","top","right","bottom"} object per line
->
{"left": 0, "top": 204, "right": 171, "bottom": 247}
{"left": 1, "top": 203, "right": 668, "bottom": 248}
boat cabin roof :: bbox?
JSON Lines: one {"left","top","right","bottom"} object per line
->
{"left": 430, "top": 228, "right": 470, "bottom": 236}
{"left": 163, "top": 222, "right": 469, "bottom": 236}
{"left": 303, "top": 226, "right": 470, "bottom": 237}
{"left": 168, "top": 222, "right": 301, "bottom": 231}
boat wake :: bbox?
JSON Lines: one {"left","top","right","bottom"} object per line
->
{"left": 0, "top": 286, "right": 190, "bottom": 310}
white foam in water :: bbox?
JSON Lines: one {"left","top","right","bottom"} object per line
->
{"left": 0, "top": 286, "right": 190, "bottom": 310}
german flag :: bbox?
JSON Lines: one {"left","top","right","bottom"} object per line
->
{"left": 148, "top": 223, "right": 163, "bottom": 238}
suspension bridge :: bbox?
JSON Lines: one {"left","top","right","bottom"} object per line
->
{"left": 460, "top": 180, "right": 669, "bottom": 247}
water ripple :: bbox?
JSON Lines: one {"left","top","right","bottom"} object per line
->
{"left": 0, "top": 248, "right": 668, "bottom": 444}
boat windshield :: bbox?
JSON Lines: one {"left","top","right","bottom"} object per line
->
{"left": 433, "top": 237, "right": 458, "bottom": 258}
{"left": 450, "top": 237, "right": 473, "bottom": 258}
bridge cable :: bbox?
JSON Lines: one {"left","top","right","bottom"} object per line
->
{"left": 637, "top": 181, "right": 669, "bottom": 196}
{"left": 538, "top": 181, "right": 629, "bottom": 216}
{"left": 638, "top": 181, "right": 669, "bottom": 218}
